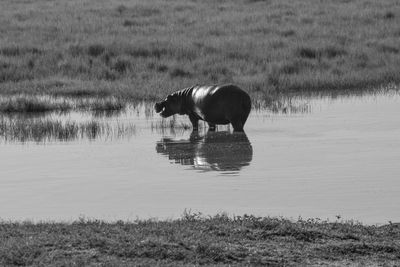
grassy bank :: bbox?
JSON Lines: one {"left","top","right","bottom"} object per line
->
{"left": 0, "top": 0, "right": 400, "bottom": 102}
{"left": 1, "top": 214, "right": 399, "bottom": 266}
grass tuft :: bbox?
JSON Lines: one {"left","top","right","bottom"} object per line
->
{"left": 0, "top": 64, "right": 34, "bottom": 83}
{"left": 116, "top": 4, "right": 127, "bottom": 15}
{"left": 0, "top": 96, "right": 126, "bottom": 114}
{"left": 322, "top": 46, "right": 347, "bottom": 58}
{"left": 296, "top": 47, "right": 319, "bottom": 59}
{"left": 87, "top": 44, "right": 106, "bottom": 57}
{"left": 376, "top": 43, "right": 399, "bottom": 54}
{"left": 0, "top": 117, "right": 135, "bottom": 142}
{"left": 169, "top": 68, "right": 192, "bottom": 78}
{"left": 0, "top": 97, "right": 70, "bottom": 113}
{"left": 157, "top": 64, "right": 169, "bottom": 72}
{"left": 383, "top": 11, "right": 395, "bottom": 19}
{"left": 123, "top": 20, "right": 140, "bottom": 27}
{"left": 112, "top": 58, "right": 131, "bottom": 73}
{"left": 0, "top": 46, "right": 42, "bottom": 57}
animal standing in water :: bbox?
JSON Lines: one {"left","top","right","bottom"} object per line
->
{"left": 154, "top": 84, "right": 251, "bottom": 132}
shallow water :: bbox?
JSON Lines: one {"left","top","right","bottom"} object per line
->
{"left": 1, "top": 91, "right": 400, "bottom": 224}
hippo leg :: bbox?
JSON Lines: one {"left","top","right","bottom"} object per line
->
{"left": 231, "top": 119, "right": 244, "bottom": 132}
{"left": 208, "top": 123, "right": 216, "bottom": 131}
{"left": 189, "top": 114, "right": 199, "bottom": 131}
{"left": 241, "top": 113, "right": 250, "bottom": 126}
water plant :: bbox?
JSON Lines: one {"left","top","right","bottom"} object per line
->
{"left": 0, "top": 96, "right": 71, "bottom": 113}
{"left": 0, "top": 95, "right": 126, "bottom": 114}
{"left": 150, "top": 116, "right": 195, "bottom": 135}
{"left": 0, "top": 117, "right": 135, "bottom": 142}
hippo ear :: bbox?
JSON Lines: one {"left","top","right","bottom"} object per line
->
{"left": 154, "top": 102, "right": 164, "bottom": 113}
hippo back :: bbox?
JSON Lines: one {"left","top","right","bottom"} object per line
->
{"left": 189, "top": 84, "right": 251, "bottom": 125}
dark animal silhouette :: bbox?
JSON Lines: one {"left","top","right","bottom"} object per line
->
{"left": 156, "top": 131, "right": 253, "bottom": 172}
{"left": 155, "top": 84, "right": 251, "bottom": 132}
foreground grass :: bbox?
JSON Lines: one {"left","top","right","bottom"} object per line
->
{"left": 1, "top": 214, "right": 399, "bottom": 266}
{"left": 0, "top": 0, "right": 400, "bottom": 102}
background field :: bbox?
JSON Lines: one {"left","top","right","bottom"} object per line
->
{"left": 0, "top": 0, "right": 400, "bottom": 102}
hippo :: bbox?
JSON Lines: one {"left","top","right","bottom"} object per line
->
{"left": 154, "top": 84, "right": 251, "bottom": 132}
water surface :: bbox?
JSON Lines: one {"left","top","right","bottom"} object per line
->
{"left": 1, "top": 91, "right": 400, "bottom": 224}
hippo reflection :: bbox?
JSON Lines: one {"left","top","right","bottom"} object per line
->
{"left": 156, "top": 131, "right": 253, "bottom": 172}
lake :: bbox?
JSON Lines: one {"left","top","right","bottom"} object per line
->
{"left": 1, "top": 90, "right": 399, "bottom": 224}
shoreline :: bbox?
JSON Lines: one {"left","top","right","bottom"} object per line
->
{"left": 0, "top": 83, "right": 398, "bottom": 114}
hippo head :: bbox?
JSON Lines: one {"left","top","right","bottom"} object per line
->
{"left": 154, "top": 94, "right": 182, "bottom": 118}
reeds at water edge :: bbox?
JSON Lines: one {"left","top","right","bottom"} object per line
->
{"left": 0, "top": 117, "right": 136, "bottom": 142}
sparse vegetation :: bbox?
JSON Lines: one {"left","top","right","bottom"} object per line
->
{"left": 0, "top": 0, "right": 399, "bottom": 102}
{"left": 151, "top": 116, "right": 193, "bottom": 135}
{"left": 0, "top": 96, "right": 126, "bottom": 113}
{"left": 0, "top": 97, "right": 70, "bottom": 113}
{"left": 0, "top": 118, "right": 97, "bottom": 142}
{"left": 1, "top": 213, "right": 399, "bottom": 266}
{"left": 0, "top": 117, "right": 136, "bottom": 142}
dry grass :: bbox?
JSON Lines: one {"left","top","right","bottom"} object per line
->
{"left": 0, "top": 0, "right": 399, "bottom": 102}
